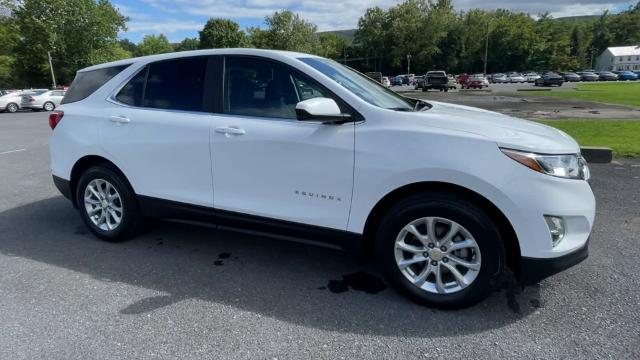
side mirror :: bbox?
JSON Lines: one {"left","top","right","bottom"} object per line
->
{"left": 295, "top": 97, "right": 352, "bottom": 124}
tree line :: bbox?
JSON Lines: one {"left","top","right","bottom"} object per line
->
{"left": 1, "top": 0, "right": 639, "bottom": 88}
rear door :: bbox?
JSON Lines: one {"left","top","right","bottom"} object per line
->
{"left": 100, "top": 57, "right": 214, "bottom": 207}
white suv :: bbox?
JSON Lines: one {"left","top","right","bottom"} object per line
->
{"left": 50, "top": 49, "right": 594, "bottom": 308}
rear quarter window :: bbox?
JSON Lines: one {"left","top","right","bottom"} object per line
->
{"left": 61, "top": 64, "right": 130, "bottom": 104}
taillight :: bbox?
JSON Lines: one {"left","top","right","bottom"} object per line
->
{"left": 49, "top": 111, "right": 64, "bottom": 130}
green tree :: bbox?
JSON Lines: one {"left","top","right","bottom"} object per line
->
{"left": 12, "top": 0, "right": 127, "bottom": 87}
{"left": 118, "top": 39, "right": 138, "bottom": 53}
{"left": 0, "top": 14, "right": 19, "bottom": 87}
{"left": 135, "top": 34, "right": 174, "bottom": 56}
{"left": 354, "top": 7, "right": 388, "bottom": 71}
{"left": 199, "top": 18, "right": 248, "bottom": 49}
{"left": 249, "top": 10, "right": 317, "bottom": 52}
{"left": 174, "top": 37, "right": 200, "bottom": 51}
{"left": 313, "top": 33, "right": 348, "bottom": 59}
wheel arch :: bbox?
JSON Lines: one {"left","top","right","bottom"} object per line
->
{"left": 362, "top": 181, "right": 522, "bottom": 277}
{"left": 69, "top": 155, "right": 133, "bottom": 208}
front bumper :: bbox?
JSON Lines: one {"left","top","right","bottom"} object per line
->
{"left": 520, "top": 240, "right": 589, "bottom": 285}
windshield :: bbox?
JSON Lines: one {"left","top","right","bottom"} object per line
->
{"left": 299, "top": 57, "right": 415, "bottom": 111}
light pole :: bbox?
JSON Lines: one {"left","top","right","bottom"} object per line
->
{"left": 47, "top": 51, "right": 57, "bottom": 89}
{"left": 406, "top": 54, "right": 411, "bottom": 75}
{"left": 483, "top": 20, "right": 492, "bottom": 76}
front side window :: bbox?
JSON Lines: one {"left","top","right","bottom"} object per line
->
{"left": 299, "top": 57, "right": 414, "bottom": 111}
{"left": 143, "top": 57, "right": 207, "bottom": 111}
{"left": 223, "top": 57, "right": 330, "bottom": 119}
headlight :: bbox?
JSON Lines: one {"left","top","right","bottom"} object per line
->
{"left": 501, "top": 148, "right": 590, "bottom": 180}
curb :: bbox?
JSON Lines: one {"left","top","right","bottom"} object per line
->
{"left": 581, "top": 146, "right": 613, "bottom": 163}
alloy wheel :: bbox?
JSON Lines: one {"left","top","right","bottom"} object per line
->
{"left": 394, "top": 217, "right": 481, "bottom": 294}
{"left": 83, "top": 179, "right": 124, "bottom": 231}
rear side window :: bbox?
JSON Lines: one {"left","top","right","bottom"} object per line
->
{"left": 62, "top": 65, "right": 130, "bottom": 104}
{"left": 142, "top": 57, "right": 207, "bottom": 111}
{"left": 116, "top": 68, "right": 146, "bottom": 107}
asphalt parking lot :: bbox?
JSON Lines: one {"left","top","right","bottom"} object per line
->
{"left": 1, "top": 111, "right": 639, "bottom": 359}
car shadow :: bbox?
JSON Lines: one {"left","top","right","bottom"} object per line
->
{"left": 0, "top": 196, "right": 542, "bottom": 337}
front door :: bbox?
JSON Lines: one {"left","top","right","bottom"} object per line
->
{"left": 210, "top": 56, "right": 354, "bottom": 230}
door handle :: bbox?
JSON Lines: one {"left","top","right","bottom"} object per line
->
{"left": 215, "top": 126, "right": 246, "bottom": 136}
{"left": 109, "top": 115, "right": 130, "bottom": 124}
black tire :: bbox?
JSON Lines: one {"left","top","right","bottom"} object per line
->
{"left": 6, "top": 102, "right": 18, "bottom": 113}
{"left": 43, "top": 101, "right": 55, "bottom": 111}
{"left": 76, "top": 164, "right": 142, "bottom": 242}
{"left": 375, "top": 192, "right": 503, "bottom": 309}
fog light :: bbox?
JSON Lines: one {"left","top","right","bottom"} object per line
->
{"left": 544, "top": 215, "right": 566, "bottom": 247}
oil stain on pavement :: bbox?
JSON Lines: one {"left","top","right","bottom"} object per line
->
{"left": 319, "top": 272, "right": 388, "bottom": 295}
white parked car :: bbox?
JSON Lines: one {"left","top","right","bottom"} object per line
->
{"left": 471, "top": 74, "right": 490, "bottom": 87}
{"left": 508, "top": 73, "right": 526, "bottom": 83}
{"left": 525, "top": 72, "right": 541, "bottom": 82}
{"left": 50, "top": 49, "right": 594, "bottom": 309}
{"left": 21, "top": 89, "right": 66, "bottom": 111}
{"left": 381, "top": 76, "right": 391, "bottom": 87}
{"left": 0, "top": 91, "right": 24, "bottom": 113}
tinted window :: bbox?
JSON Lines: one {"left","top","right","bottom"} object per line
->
{"left": 62, "top": 65, "right": 129, "bottom": 104}
{"left": 143, "top": 57, "right": 207, "bottom": 111}
{"left": 116, "top": 67, "right": 146, "bottom": 106}
{"left": 224, "top": 57, "right": 330, "bottom": 119}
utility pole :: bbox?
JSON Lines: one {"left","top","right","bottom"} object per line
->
{"left": 47, "top": 51, "right": 57, "bottom": 88}
{"left": 483, "top": 21, "right": 491, "bottom": 76}
{"left": 406, "top": 54, "right": 411, "bottom": 75}
{"left": 590, "top": 47, "right": 595, "bottom": 69}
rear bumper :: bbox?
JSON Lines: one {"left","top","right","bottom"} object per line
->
{"left": 520, "top": 240, "right": 589, "bottom": 285}
{"left": 53, "top": 175, "right": 73, "bottom": 202}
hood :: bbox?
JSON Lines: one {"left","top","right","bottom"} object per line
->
{"left": 409, "top": 101, "right": 580, "bottom": 154}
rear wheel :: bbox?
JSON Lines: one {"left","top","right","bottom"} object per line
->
{"left": 43, "top": 101, "right": 55, "bottom": 111}
{"left": 76, "top": 165, "right": 142, "bottom": 242}
{"left": 376, "top": 193, "right": 503, "bottom": 309}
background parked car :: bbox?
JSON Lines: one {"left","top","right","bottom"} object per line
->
{"left": 423, "top": 71, "right": 450, "bottom": 91}
{"left": 562, "top": 72, "right": 581, "bottom": 82}
{"left": 507, "top": 72, "right": 526, "bottom": 83}
{"left": 392, "top": 75, "right": 404, "bottom": 86}
{"left": 413, "top": 75, "right": 425, "bottom": 90}
{"left": 365, "top": 72, "right": 383, "bottom": 83}
{"left": 381, "top": 76, "right": 391, "bottom": 87}
{"left": 535, "top": 72, "right": 564, "bottom": 87}
{"left": 458, "top": 73, "right": 484, "bottom": 89}
{"left": 0, "top": 91, "right": 25, "bottom": 113}
{"left": 617, "top": 71, "right": 638, "bottom": 81}
{"left": 597, "top": 71, "right": 618, "bottom": 81}
{"left": 580, "top": 72, "right": 599, "bottom": 81}
{"left": 471, "top": 74, "right": 490, "bottom": 87}
{"left": 491, "top": 73, "right": 509, "bottom": 83}
{"left": 21, "top": 90, "right": 65, "bottom": 111}
{"left": 525, "top": 72, "right": 541, "bottom": 82}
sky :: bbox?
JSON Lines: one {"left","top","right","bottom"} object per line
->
{"left": 115, "top": 0, "right": 638, "bottom": 43}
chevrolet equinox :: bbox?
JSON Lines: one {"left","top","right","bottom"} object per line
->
{"left": 50, "top": 49, "right": 594, "bottom": 308}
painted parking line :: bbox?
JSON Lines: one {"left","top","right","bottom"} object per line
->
{"left": 0, "top": 148, "right": 26, "bottom": 155}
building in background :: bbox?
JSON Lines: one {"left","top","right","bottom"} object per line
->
{"left": 596, "top": 46, "right": 640, "bottom": 71}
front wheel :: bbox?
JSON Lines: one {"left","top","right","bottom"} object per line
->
{"left": 376, "top": 193, "right": 503, "bottom": 309}
{"left": 76, "top": 165, "right": 142, "bottom": 242}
